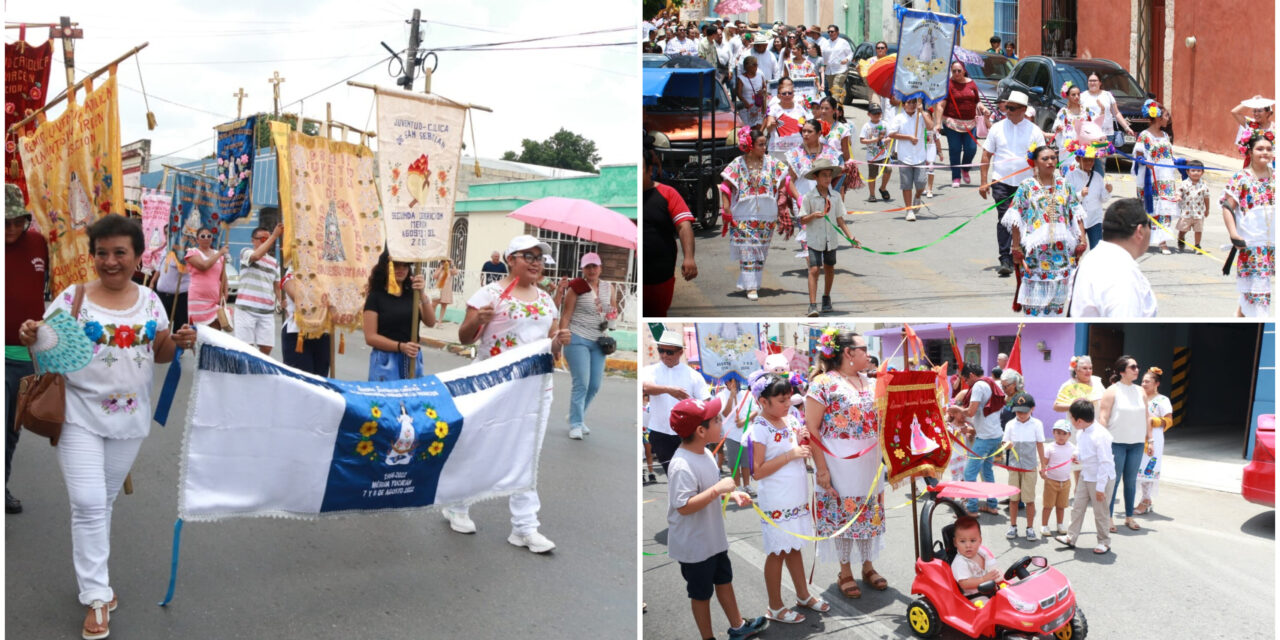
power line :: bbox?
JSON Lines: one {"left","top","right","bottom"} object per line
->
{"left": 442, "top": 41, "right": 634, "bottom": 52}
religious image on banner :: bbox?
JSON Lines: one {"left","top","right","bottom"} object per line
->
{"left": 140, "top": 188, "right": 172, "bottom": 272}
{"left": 4, "top": 35, "right": 53, "bottom": 202}
{"left": 695, "top": 322, "right": 760, "bottom": 384}
{"left": 178, "top": 329, "right": 554, "bottom": 520}
{"left": 376, "top": 88, "right": 467, "bottom": 261}
{"left": 17, "top": 73, "right": 123, "bottom": 293}
{"left": 892, "top": 7, "right": 962, "bottom": 107}
{"left": 270, "top": 121, "right": 382, "bottom": 338}
{"left": 876, "top": 368, "right": 951, "bottom": 485}
{"left": 214, "top": 115, "right": 256, "bottom": 225}
{"left": 168, "top": 172, "right": 220, "bottom": 264}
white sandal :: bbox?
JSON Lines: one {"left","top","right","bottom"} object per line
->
{"left": 766, "top": 605, "right": 806, "bottom": 624}
{"left": 83, "top": 600, "right": 110, "bottom": 640}
{"left": 796, "top": 594, "right": 831, "bottom": 613}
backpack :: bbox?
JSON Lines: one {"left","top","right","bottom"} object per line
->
{"left": 977, "top": 377, "right": 1006, "bottom": 417}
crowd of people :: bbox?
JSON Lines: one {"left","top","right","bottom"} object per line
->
{"left": 644, "top": 325, "right": 1179, "bottom": 638}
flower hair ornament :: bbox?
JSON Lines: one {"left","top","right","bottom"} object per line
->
{"left": 1069, "top": 356, "right": 1079, "bottom": 371}
{"left": 747, "top": 369, "right": 775, "bottom": 399}
{"left": 816, "top": 326, "right": 840, "bottom": 357}
{"left": 788, "top": 370, "right": 807, "bottom": 389}
{"left": 1059, "top": 80, "right": 1075, "bottom": 99}
{"left": 1147, "top": 366, "right": 1163, "bottom": 377}
{"left": 1064, "top": 137, "right": 1115, "bottom": 159}
{"left": 1026, "top": 142, "right": 1041, "bottom": 167}
{"left": 1237, "top": 129, "right": 1276, "bottom": 157}
{"left": 1141, "top": 99, "right": 1165, "bottom": 120}
{"left": 737, "top": 126, "right": 754, "bottom": 153}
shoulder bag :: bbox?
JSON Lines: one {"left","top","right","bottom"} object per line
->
{"left": 14, "top": 284, "right": 85, "bottom": 446}
{"left": 593, "top": 283, "right": 617, "bottom": 356}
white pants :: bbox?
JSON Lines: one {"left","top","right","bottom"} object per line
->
{"left": 445, "top": 490, "right": 542, "bottom": 536}
{"left": 56, "top": 424, "right": 145, "bottom": 604}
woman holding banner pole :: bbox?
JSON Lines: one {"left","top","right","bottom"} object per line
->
{"left": 446, "top": 234, "right": 568, "bottom": 553}
{"left": 361, "top": 250, "right": 437, "bottom": 381}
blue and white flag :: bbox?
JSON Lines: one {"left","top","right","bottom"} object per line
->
{"left": 178, "top": 329, "right": 553, "bottom": 521}
{"left": 892, "top": 8, "right": 962, "bottom": 107}
{"left": 214, "top": 115, "right": 257, "bottom": 225}
{"left": 168, "top": 172, "right": 220, "bottom": 264}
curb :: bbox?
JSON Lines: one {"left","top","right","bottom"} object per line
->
{"left": 420, "top": 336, "right": 638, "bottom": 374}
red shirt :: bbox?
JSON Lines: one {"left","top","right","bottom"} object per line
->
{"left": 6, "top": 227, "right": 49, "bottom": 346}
{"left": 943, "top": 79, "right": 980, "bottom": 120}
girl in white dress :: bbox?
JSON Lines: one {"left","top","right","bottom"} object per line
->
{"left": 1137, "top": 367, "right": 1172, "bottom": 514}
{"left": 747, "top": 371, "right": 829, "bottom": 623}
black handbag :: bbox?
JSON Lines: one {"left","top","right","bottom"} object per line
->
{"left": 597, "top": 334, "right": 617, "bottom": 356}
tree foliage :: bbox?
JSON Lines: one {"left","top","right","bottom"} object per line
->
{"left": 644, "top": 0, "right": 681, "bottom": 19}
{"left": 501, "top": 128, "right": 601, "bottom": 173}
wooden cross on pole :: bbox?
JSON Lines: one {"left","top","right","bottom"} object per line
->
{"left": 268, "top": 71, "right": 285, "bottom": 116}
{"left": 232, "top": 87, "right": 247, "bottom": 119}
{"left": 51, "top": 16, "right": 84, "bottom": 98}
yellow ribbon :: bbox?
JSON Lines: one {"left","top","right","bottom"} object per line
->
{"left": 747, "top": 461, "right": 887, "bottom": 542}
{"left": 1147, "top": 212, "right": 1216, "bottom": 259}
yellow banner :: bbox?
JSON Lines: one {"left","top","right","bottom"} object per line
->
{"left": 271, "top": 121, "right": 384, "bottom": 338}
{"left": 18, "top": 73, "right": 124, "bottom": 293}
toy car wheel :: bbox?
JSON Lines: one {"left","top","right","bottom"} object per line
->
{"left": 1054, "top": 606, "right": 1088, "bottom": 639}
{"left": 906, "top": 598, "right": 941, "bottom": 638}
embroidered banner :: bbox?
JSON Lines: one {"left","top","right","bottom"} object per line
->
{"left": 141, "top": 188, "right": 172, "bottom": 272}
{"left": 695, "top": 323, "right": 760, "bottom": 384}
{"left": 4, "top": 37, "right": 53, "bottom": 202}
{"left": 17, "top": 73, "right": 123, "bottom": 293}
{"left": 179, "top": 329, "right": 553, "bottom": 520}
{"left": 214, "top": 116, "right": 256, "bottom": 224}
{"left": 892, "top": 9, "right": 962, "bottom": 107}
{"left": 168, "top": 172, "right": 221, "bottom": 264}
{"left": 270, "top": 121, "right": 383, "bottom": 338}
{"left": 875, "top": 369, "right": 952, "bottom": 484}
{"left": 375, "top": 87, "right": 467, "bottom": 262}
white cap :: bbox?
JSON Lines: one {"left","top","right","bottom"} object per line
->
{"left": 505, "top": 234, "right": 552, "bottom": 258}
{"left": 1052, "top": 419, "right": 1072, "bottom": 433}
{"left": 579, "top": 252, "right": 602, "bottom": 268}
{"left": 1005, "top": 90, "right": 1030, "bottom": 107}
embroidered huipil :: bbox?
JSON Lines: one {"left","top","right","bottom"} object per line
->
{"left": 1000, "top": 175, "right": 1086, "bottom": 316}
{"left": 746, "top": 412, "right": 813, "bottom": 554}
{"left": 466, "top": 282, "right": 558, "bottom": 361}
{"left": 1134, "top": 129, "right": 1179, "bottom": 245}
{"left": 807, "top": 371, "right": 885, "bottom": 555}
{"left": 721, "top": 154, "right": 789, "bottom": 291}
{"left": 46, "top": 284, "right": 171, "bottom": 439}
{"left": 1220, "top": 169, "right": 1275, "bottom": 316}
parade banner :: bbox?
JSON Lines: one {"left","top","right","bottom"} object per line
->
{"left": 17, "top": 73, "right": 123, "bottom": 294}
{"left": 375, "top": 88, "right": 467, "bottom": 262}
{"left": 876, "top": 368, "right": 951, "bottom": 485}
{"left": 270, "top": 121, "right": 383, "bottom": 337}
{"left": 178, "top": 329, "right": 553, "bottom": 520}
{"left": 5, "top": 36, "right": 53, "bottom": 201}
{"left": 168, "top": 172, "right": 220, "bottom": 264}
{"left": 891, "top": 8, "right": 962, "bottom": 107}
{"left": 695, "top": 323, "right": 760, "bottom": 384}
{"left": 141, "top": 188, "right": 172, "bottom": 272}
{"left": 214, "top": 116, "right": 256, "bottom": 224}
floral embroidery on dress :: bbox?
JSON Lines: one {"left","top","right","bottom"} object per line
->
{"left": 766, "top": 503, "right": 811, "bottom": 522}
{"left": 1237, "top": 246, "right": 1275, "bottom": 278}
{"left": 814, "top": 489, "right": 884, "bottom": 536}
{"left": 810, "top": 372, "right": 877, "bottom": 440}
{"left": 101, "top": 393, "right": 139, "bottom": 414}
{"left": 721, "top": 155, "right": 788, "bottom": 200}
{"left": 488, "top": 334, "right": 519, "bottom": 357}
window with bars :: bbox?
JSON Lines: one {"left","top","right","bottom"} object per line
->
{"left": 993, "top": 0, "right": 1018, "bottom": 50}
{"left": 934, "top": 0, "right": 961, "bottom": 15}
{"left": 528, "top": 226, "right": 599, "bottom": 280}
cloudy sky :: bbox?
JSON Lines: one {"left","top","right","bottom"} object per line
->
{"left": 6, "top": 0, "right": 638, "bottom": 166}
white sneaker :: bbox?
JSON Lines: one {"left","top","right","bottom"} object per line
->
{"left": 1057, "top": 525, "right": 1069, "bottom": 536}
{"left": 1039, "top": 525, "right": 1052, "bottom": 537}
{"left": 582, "top": 425, "right": 590, "bottom": 435}
{"left": 443, "top": 508, "right": 476, "bottom": 534}
{"left": 1006, "top": 526, "right": 1018, "bottom": 539}
{"left": 568, "top": 427, "right": 584, "bottom": 440}
{"left": 906, "top": 210, "right": 917, "bottom": 222}
{"left": 1026, "top": 528, "right": 1038, "bottom": 541}
{"left": 509, "top": 530, "right": 556, "bottom": 553}
{"left": 747, "top": 290, "right": 759, "bottom": 301}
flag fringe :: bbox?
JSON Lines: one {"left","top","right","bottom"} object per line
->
{"left": 444, "top": 353, "right": 554, "bottom": 397}
{"left": 198, "top": 342, "right": 336, "bottom": 390}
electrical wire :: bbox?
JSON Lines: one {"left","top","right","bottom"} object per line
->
{"left": 441, "top": 41, "right": 634, "bottom": 52}
{"left": 141, "top": 52, "right": 387, "bottom": 66}
{"left": 426, "top": 26, "right": 633, "bottom": 51}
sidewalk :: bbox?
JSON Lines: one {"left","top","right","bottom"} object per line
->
{"left": 416, "top": 319, "right": 638, "bottom": 375}
{"left": 1171, "top": 143, "right": 1242, "bottom": 190}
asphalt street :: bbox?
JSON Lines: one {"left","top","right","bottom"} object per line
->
{"left": 667, "top": 103, "right": 1243, "bottom": 318}
{"left": 642, "top": 464, "right": 1274, "bottom": 639}
{"left": 6, "top": 338, "right": 637, "bottom": 639}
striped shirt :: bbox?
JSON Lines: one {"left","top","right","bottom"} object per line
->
{"left": 237, "top": 247, "right": 279, "bottom": 314}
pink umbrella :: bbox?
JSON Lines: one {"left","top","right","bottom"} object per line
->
{"left": 506, "top": 197, "right": 637, "bottom": 249}
{"left": 715, "top": 0, "right": 762, "bottom": 14}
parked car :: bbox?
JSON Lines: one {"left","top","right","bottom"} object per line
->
{"left": 1242, "top": 414, "right": 1275, "bottom": 508}
{"left": 843, "top": 40, "right": 897, "bottom": 104}
{"left": 642, "top": 52, "right": 669, "bottom": 68}
{"left": 996, "top": 56, "right": 1169, "bottom": 155}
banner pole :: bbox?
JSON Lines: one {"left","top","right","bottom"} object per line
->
{"left": 7, "top": 42, "right": 150, "bottom": 135}
{"left": 911, "top": 475, "right": 920, "bottom": 561}
{"left": 408, "top": 264, "right": 421, "bottom": 378}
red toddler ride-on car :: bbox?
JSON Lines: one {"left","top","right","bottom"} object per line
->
{"left": 906, "top": 481, "right": 1087, "bottom": 639}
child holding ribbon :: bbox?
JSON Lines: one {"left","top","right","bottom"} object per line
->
{"left": 746, "top": 371, "right": 828, "bottom": 624}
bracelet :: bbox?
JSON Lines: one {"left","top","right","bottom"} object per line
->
{"left": 396, "top": 341, "right": 401, "bottom": 352}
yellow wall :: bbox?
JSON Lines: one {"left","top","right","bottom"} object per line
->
{"left": 959, "top": 3, "right": 995, "bottom": 52}
{"left": 462, "top": 210, "right": 527, "bottom": 276}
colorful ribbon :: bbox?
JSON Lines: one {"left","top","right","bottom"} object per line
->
{"left": 152, "top": 346, "right": 184, "bottom": 427}
{"left": 750, "top": 461, "right": 886, "bottom": 542}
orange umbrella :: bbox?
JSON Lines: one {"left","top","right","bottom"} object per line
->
{"left": 862, "top": 53, "right": 897, "bottom": 97}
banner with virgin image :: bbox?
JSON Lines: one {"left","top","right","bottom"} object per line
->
{"left": 891, "top": 8, "right": 962, "bottom": 107}
{"left": 270, "top": 121, "right": 383, "bottom": 338}
{"left": 168, "top": 172, "right": 220, "bottom": 265}
{"left": 4, "top": 36, "right": 53, "bottom": 201}
{"left": 875, "top": 368, "right": 951, "bottom": 485}
{"left": 695, "top": 322, "right": 760, "bottom": 384}
{"left": 17, "top": 73, "right": 123, "bottom": 294}
{"left": 375, "top": 87, "right": 467, "bottom": 262}
{"left": 214, "top": 116, "right": 256, "bottom": 224}
{"left": 141, "top": 188, "right": 172, "bottom": 272}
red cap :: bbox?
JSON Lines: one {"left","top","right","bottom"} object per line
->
{"left": 670, "top": 397, "right": 723, "bottom": 438}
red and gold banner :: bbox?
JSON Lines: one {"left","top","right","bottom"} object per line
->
{"left": 18, "top": 73, "right": 124, "bottom": 294}
{"left": 5, "top": 37, "right": 53, "bottom": 201}
{"left": 876, "top": 369, "right": 951, "bottom": 485}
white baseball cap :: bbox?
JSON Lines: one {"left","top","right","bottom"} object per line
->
{"left": 505, "top": 234, "right": 552, "bottom": 258}
{"left": 579, "top": 252, "right": 602, "bottom": 268}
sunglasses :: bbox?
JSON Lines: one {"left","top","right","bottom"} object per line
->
{"left": 198, "top": 233, "right": 215, "bottom": 239}
{"left": 1006, "top": 105, "right": 1026, "bottom": 111}
{"left": 657, "top": 348, "right": 681, "bottom": 355}
{"left": 252, "top": 235, "right": 270, "bottom": 241}
{"left": 779, "top": 91, "right": 794, "bottom": 96}
{"left": 1126, "top": 363, "right": 1139, "bottom": 370}
{"left": 512, "top": 251, "right": 544, "bottom": 263}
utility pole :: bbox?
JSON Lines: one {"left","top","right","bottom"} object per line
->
{"left": 398, "top": 9, "right": 421, "bottom": 91}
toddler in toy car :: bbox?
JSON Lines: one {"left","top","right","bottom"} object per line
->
{"left": 950, "top": 515, "right": 1000, "bottom": 604}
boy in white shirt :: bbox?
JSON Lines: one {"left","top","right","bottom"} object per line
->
{"left": 950, "top": 515, "right": 999, "bottom": 603}
{"left": 1039, "top": 420, "right": 1076, "bottom": 536}
{"left": 1002, "top": 392, "right": 1046, "bottom": 540}
{"left": 858, "top": 103, "right": 892, "bottom": 203}
{"left": 1055, "top": 399, "right": 1116, "bottom": 554}
{"left": 1062, "top": 150, "right": 1112, "bottom": 249}
{"left": 1174, "top": 160, "right": 1210, "bottom": 252}
{"left": 888, "top": 98, "right": 935, "bottom": 221}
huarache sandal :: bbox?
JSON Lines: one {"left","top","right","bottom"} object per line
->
{"left": 838, "top": 571, "right": 862, "bottom": 598}
{"left": 796, "top": 594, "right": 831, "bottom": 613}
{"left": 766, "top": 605, "right": 806, "bottom": 624}
{"left": 1134, "top": 501, "right": 1152, "bottom": 515}
{"left": 862, "top": 568, "right": 889, "bottom": 591}
{"left": 83, "top": 600, "right": 110, "bottom": 640}
{"left": 1125, "top": 518, "right": 1141, "bottom": 530}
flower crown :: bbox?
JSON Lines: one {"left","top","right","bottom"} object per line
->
{"left": 1237, "top": 129, "right": 1275, "bottom": 157}
{"left": 1141, "top": 99, "right": 1165, "bottom": 120}
{"left": 788, "top": 371, "right": 807, "bottom": 389}
{"left": 1063, "top": 137, "right": 1115, "bottom": 159}
{"left": 737, "top": 126, "right": 754, "bottom": 153}
{"left": 1059, "top": 80, "right": 1075, "bottom": 99}
{"left": 1147, "top": 366, "right": 1163, "bottom": 377}
{"left": 816, "top": 326, "right": 840, "bottom": 357}
{"left": 1026, "top": 142, "right": 1042, "bottom": 167}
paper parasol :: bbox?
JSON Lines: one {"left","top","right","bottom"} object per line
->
{"left": 30, "top": 309, "right": 94, "bottom": 374}
{"left": 863, "top": 54, "right": 897, "bottom": 97}
{"left": 1241, "top": 97, "right": 1275, "bottom": 110}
